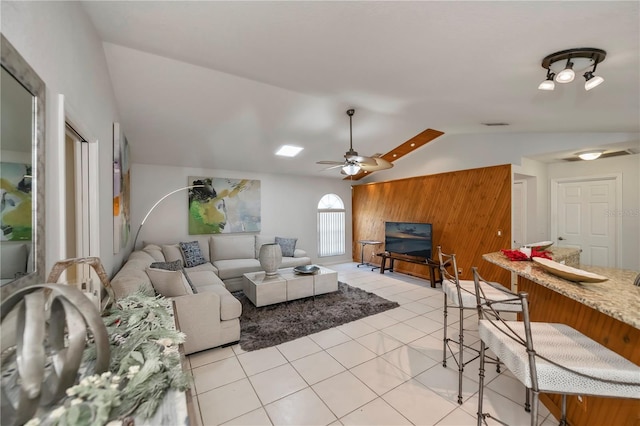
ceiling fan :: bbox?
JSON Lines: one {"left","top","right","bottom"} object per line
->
{"left": 317, "top": 109, "right": 394, "bottom": 176}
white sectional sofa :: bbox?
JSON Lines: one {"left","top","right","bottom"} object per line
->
{"left": 147, "top": 234, "right": 312, "bottom": 292}
{"left": 110, "top": 234, "right": 311, "bottom": 354}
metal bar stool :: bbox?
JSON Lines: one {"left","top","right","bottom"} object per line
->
{"left": 472, "top": 267, "right": 640, "bottom": 426}
{"left": 438, "top": 246, "right": 521, "bottom": 404}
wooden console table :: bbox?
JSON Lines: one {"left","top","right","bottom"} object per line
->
{"left": 376, "top": 252, "right": 444, "bottom": 288}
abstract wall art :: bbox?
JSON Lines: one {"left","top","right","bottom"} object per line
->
{"left": 187, "top": 176, "right": 261, "bottom": 234}
{"left": 113, "top": 123, "right": 131, "bottom": 253}
{"left": 0, "top": 162, "right": 32, "bottom": 241}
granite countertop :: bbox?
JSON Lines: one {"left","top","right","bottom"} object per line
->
{"left": 483, "top": 251, "right": 640, "bottom": 329}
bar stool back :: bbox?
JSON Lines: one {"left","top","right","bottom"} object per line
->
{"left": 438, "top": 246, "right": 521, "bottom": 404}
{"left": 472, "top": 267, "right": 640, "bottom": 426}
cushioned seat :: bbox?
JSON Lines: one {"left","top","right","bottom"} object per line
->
{"left": 212, "top": 259, "right": 262, "bottom": 280}
{"left": 198, "top": 284, "right": 242, "bottom": 321}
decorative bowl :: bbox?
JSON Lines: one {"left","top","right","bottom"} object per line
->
{"left": 532, "top": 258, "right": 608, "bottom": 283}
{"left": 523, "top": 241, "right": 554, "bottom": 250}
{"left": 294, "top": 265, "right": 320, "bottom": 274}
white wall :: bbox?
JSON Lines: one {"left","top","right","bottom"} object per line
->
{"left": 132, "top": 164, "right": 353, "bottom": 264}
{"left": 2, "top": 1, "right": 124, "bottom": 274}
{"left": 514, "top": 157, "right": 550, "bottom": 244}
{"left": 547, "top": 154, "right": 640, "bottom": 270}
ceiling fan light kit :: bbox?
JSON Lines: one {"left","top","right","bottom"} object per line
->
{"left": 317, "top": 108, "right": 394, "bottom": 176}
{"left": 539, "top": 48, "right": 606, "bottom": 91}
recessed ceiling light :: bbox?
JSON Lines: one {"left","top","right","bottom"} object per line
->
{"left": 393, "top": 154, "right": 397, "bottom": 157}
{"left": 410, "top": 143, "right": 415, "bottom": 147}
{"left": 276, "top": 145, "right": 303, "bottom": 157}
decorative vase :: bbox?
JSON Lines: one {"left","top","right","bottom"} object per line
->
{"left": 259, "top": 243, "right": 282, "bottom": 276}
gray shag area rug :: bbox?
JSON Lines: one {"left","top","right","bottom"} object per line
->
{"left": 233, "top": 282, "right": 400, "bottom": 351}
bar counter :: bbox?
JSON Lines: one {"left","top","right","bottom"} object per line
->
{"left": 483, "top": 250, "right": 640, "bottom": 426}
{"left": 483, "top": 250, "right": 640, "bottom": 328}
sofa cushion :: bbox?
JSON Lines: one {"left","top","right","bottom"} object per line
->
{"left": 146, "top": 267, "right": 193, "bottom": 297}
{"left": 185, "top": 262, "right": 219, "bottom": 275}
{"left": 280, "top": 256, "right": 312, "bottom": 268}
{"left": 210, "top": 235, "right": 255, "bottom": 261}
{"left": 187, "top": 270, "right": 225, "bottom": 289}
{"left": 150, "top": 260, "right": 197, "bottom": 294}
{"left": 198, "top": 284, "right": 242, "bottom": 320}
{"left": 142, "top": 244, "right": 165, "bottom": 262}
{"left": 255, "top": 235, "right": 275, "bottom": 258}
{"left": 111, "top": 251, "right": 156, "bottom": 299}
{"left": 212, "top": 259, "right": 261, "bottom": 280}
{"left": 275, "top": 236, "right": 297, "bottom": 257}
{"left": 179, "top": 240, "right": 207, "bottom": 267}
{"left": 162, "top": 244, "right": 184, "bottom": 266}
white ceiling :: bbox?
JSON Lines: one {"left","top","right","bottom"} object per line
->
{"left": 81, "top": 1, "right": 640, "bottom": 178}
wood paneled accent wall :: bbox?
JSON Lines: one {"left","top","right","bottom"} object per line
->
{"left": 352, "top": 165, "right": 512, "bottom": 284}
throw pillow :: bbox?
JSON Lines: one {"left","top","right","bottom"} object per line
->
{"left": 146, "top": 267, "right": 193, "bottom": 298}
{"left": 275, "top": 236, "right": 297, "bottom": 257}
{"left": 143, "top": 244, "right": 165, "bottom": 262}
{"left": 150, "top": 260, "right": 198, "bottom": 294}
{"left": 162, "top": 244, "right": 184, "bottom": 266}
{"left": 179, "top": 241, "right": 207, "bottom": 267}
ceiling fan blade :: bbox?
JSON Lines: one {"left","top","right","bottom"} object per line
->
{"left": 360, "top": 157, "right": 394, "bottom": 171}
{"left": 320, "top": 164, "right": 345, "bottom": 171}
{"left": 316, "top": 160, "right": 344, "bottom": 165}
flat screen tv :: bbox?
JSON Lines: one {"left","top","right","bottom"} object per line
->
{"left": 384, "top": 221, "right": 433, "bottom": 259}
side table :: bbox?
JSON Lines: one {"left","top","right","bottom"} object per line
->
{"left": 357, "top": 240, "right": 383, "bottom": 268}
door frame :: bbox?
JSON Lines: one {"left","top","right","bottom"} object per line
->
{"left": 512, "top": 179, "right": 528, "bottom": 249}
{"left": 550, "top": 173, "right": 622, "bottom": 268}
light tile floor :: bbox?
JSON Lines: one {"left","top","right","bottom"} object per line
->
{"left": 186, "top": 263, "right": 557, "bottom": 426}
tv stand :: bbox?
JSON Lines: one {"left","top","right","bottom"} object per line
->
{"left": 375, "top": 252, "right": 443, "bottom": 288}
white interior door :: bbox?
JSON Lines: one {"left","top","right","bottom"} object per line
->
{"left": 553, "top": 176, "right": 618, "bottom": 267}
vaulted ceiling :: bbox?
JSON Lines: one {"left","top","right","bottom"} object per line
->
{"left": 80, "top": 1, "right": 640, "bottom": 179}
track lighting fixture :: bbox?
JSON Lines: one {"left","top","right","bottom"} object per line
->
{"left": 539, "top": 48, "right": 606, "bottom": 91}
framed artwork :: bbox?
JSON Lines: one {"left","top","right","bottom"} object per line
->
{"left": 113, "top": 123, "right": 131, "bottom": 253}
{"left": 187, "top": 176, "right": 261, "bottom": 234}
{"left": 0, "top": 162, "right": 32, "bottom": 241}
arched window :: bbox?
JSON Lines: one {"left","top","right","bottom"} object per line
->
{"left": 317, "top": 193, "right": 345, "bottom": 257}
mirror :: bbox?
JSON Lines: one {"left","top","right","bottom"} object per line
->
{"left": 0, "top": 33, "right": 46, "bottom": 299}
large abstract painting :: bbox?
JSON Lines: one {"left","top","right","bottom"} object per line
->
{"left": 0, "top": 162, "right": 32, "bottom": 241}
{"left": 113, "top": 123, "right": 131, "bottom": 253}
{"left": 187, "top": 176, "right": 261, "bottom": 234}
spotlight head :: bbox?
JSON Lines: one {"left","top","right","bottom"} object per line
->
{"left": 584, "top": 71, "right": 604, "bottom": 91}
{"left": 555, "top": 60, "right": 575, "bottom": 83}
{"left": 538, "top": 71, "right": 556, "bottom": 90}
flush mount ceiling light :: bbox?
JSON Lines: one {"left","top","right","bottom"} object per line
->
{"left": 539, "top": 48, "right": 606, "bottom": 91}
{"left": 577, "top": 150, "right": 604, "bottom": 161}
